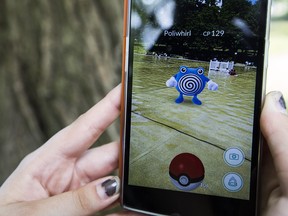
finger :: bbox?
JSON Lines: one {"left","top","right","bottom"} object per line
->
{"left": 260, "top": 140, "right": 278, "bottom": 211}
{"left": 44, "top": 84, "right": 121, "bottom": 157}
{"left": 260, "top": 91, "right": 288, "bottom": 194}
{"left": 28, "top": 176, "right": 120, "bottom": 216}
{"left": 75, "top": 142, "right": 119, "bottom": 181}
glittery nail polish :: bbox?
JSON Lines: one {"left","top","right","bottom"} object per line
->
{"left": 96, "top": 176, "right": 120, "bottom": 200}
{"left": 279, "top": 95, "right": 287, "bottom": 110}
{"left": 101, "top": 178, "right": 119, "bottom": 197}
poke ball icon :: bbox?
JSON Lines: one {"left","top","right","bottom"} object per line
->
{"left": 169, "top": 153, "right": 205, "bottom": 191}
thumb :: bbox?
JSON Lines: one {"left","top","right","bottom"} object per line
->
{"left": 260, "top": 91, "right": 288, "bottom": 193}
{"left": 261, "top": 91, "right": 288, "bottom": 149}
{"left": 32, "top": 176, "right": 120, "bottom": 216}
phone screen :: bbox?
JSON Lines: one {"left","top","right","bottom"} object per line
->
{"left": 121, "top": 0, "right": 269, "bottom": 214}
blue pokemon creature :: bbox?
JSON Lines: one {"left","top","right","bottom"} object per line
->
{"left": 166, "top": 66, "right": 218, "bottom": 105}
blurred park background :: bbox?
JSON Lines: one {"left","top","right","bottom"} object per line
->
{"left": 0, "top": 0, "right": 124, "bottom": 186}
{"left": 0, "top": 0, "right": 287, "bottom": 207}
{"left": 268, "top": 0, "right": 288, "bottom": 103}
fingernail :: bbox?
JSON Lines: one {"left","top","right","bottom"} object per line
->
{"left": 97, "top": 177, "right": 120, "bottom": 200}
{"left": 268, "top": 91, "right": 287, "bottom": 114}
{"left": 279, "top": 95, "right": 287, "bottom": 110}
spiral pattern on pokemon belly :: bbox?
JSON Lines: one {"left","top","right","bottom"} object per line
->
{"left": 178, "top": 74, "right": 204, "bottom": 95}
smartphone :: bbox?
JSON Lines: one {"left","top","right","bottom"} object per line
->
{"left": 120, "top": 0, "right": 271, "bottom": 215}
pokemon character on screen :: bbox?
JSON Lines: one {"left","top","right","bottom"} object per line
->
{"left": 166, "top": 66, "right": 218, "bottom": 105}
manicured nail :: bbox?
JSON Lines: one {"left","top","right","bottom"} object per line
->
{"left": 279, "top": 95, "right": 287, "bottom": 110}
{"left": 97, "top": 177, "right": 120, "bottom": 200}
{"left": 268, "top": 91, "right": 287, "bottom": 114}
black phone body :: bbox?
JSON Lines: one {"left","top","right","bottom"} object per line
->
{"left": 120, "top": 0, "right": 271, "bottom": 215}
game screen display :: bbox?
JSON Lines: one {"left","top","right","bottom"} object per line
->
{"left": 127, "top": 0, "right": 264, "bottom": 200}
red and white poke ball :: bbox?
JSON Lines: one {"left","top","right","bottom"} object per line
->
{"left": 169, "top": 153, "right": 205, "bottom": 191}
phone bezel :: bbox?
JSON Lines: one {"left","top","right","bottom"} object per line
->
{"left": 120, "top": 0, "right": 271, "bottom": 215}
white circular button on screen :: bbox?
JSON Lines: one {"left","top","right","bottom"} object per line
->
{"left": 223, "top": 172, "right": 243, "bottom": 192}
{"left": 179, "top": 175, "right": 189, "bottom": 186}
{"left": 223, "top": 147, "right": 245, "bottom": 167}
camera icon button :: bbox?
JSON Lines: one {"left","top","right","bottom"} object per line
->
{"left": 223, "top": 147, "right": 245, "bottom": 167}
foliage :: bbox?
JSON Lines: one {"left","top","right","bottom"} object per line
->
{"left": 134, "top": 0, "right": 265, "bottom": 63}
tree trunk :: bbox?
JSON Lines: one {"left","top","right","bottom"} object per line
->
{"left": 0, "top": 0, "right": 123, "bottom": 185}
